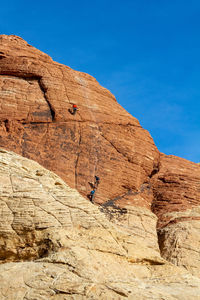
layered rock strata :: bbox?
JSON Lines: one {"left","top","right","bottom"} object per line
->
{"left": 0, "top": 34, "right": 159, "bottom": 209}
{"left": 0, "top": 35, "right": 200, "bottom": 279}
{"left": 152, "top": 154, "right": 200, "bottom": 276}
{"left": 1, "top": 149, "right": 200, "bottom": 299}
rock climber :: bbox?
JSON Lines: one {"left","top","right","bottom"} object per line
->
{"left": 72, "top": 104, "right": 78, "bottom": 115}
{"left": 90, "top": 189, "right": 96, "bottom": 202}
{"left": 94, "top": 175, "right": 100, "bottom": 187}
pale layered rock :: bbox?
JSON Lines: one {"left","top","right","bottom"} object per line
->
{"left": 1, "top": 149, "right": 200, "bottom": 299}
{"left": 1, "top": 262, "right": 200, "bottom": 300}
{"left": 158, "top": 206, "right": 200, "bottom": 277}
{"left": 0, "top": 148, "right": 160, "bottom": 263}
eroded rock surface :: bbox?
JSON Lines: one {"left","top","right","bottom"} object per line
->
{"left": 0, "top": 35, "right": 200, "bottom": 281}
{"left": 152, "top": 154, "right": 200, "bottom": 276}
{"left": 1, "top": 149, "right": 200, "bottom": 300}
{"left": 0, "top": 34, "right": 159, "bottom": 210}
{"left": 0, "top": 148, "right": 160, "bottom": 264}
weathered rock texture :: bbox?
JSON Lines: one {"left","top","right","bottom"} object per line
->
{"left": 0, "top": 34, "right": 159, "bottom": 210}
{"left": 1, "top": 149, "right": 200, "bottom": 300}
{"left": 0, "top": 148, "right": 160, "bottom": 264}
{"left": 152, "top": 154, "right": 200, "bottom": 277}
{"left": 0, "top": 34, "right": 200, "bottom": 282}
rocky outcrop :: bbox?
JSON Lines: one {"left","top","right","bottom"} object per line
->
{"left": 1, "top": 149, "right": 200, "bottom": 299}
{"left": 0, "top": 34, "right": 200, "bottom": 282}
{"left": 0, "top": 148, "right": 160, "bottom": 264}
{"left": 152, "top": 154, "right": 200, "bottom": 277}
{"left": 0, "top": 34, "right": 159, "bottom": 210}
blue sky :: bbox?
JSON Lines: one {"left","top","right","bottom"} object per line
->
{"left": 1, "top": 0, "right": 200, "bottom": 162}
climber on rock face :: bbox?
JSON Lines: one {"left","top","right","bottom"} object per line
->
{"left": 72, "top": 104, "right": 78, "bottom": 115}
{"left": 89, "top": 189, "right": 96, "bottom": 202}
{"left": 94, "top": 176, "right": 100, "bottom": 187}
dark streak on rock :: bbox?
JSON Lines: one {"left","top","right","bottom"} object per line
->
{"left": 38, "top": 79, "right": 55, "bottom": 121}
{"left": 4, "top": 119, "right": 10, "bottom": 132}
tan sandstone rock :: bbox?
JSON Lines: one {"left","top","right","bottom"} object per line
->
{"left": 1, "top": 149, "right": 200, "bottom": 299}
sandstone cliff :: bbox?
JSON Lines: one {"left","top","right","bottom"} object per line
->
{"left": 1, "top": 148, "right": 200, "bottom": 299}
{"left": 0, "top": 35, "right": 200, "bottom": 297}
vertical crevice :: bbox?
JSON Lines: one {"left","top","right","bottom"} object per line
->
{"left": 149, "top": 155, "right": 164, "bottom": 259}
{"left": 4, "top": 119, "right": 10, "bottom": 132}
{"left": 38, "top": 79, "right": 55, "bottom": 121}
{"left": 93, "top": 127, "right": 101, "bottom": 182}
{"left": 74, "top": 122, "right": 82, "bottom": 189}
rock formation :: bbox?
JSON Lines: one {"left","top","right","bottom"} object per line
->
{"left": 0, "top": 35, "right": 200, "bottom": 297}
{"left": 152, "top": 154, "right": 200, "bottom": 276}
{"left": 0, "top": 35, "right": 159, "bottom": 208}
{"left": 1, "top": 148, "right": 200, "bottom": 299}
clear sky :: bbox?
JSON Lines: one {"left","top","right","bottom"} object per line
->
{"left": 1, "top": 0, "right": 200, "bottom": 162}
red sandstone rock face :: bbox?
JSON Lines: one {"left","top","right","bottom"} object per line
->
{"left": 0, "top": 34, "right": 199, "bottom": 227}
{"left": 0, "top": 35, "right": 159, "bottom": 210}
{"left": 1, "top": 34, "right": 200, "bottom": 275}
{"left": 152, "top": 154, "right": 200, "bottom": 229}
{"left": 151, "top": 154, "right": 200, "bottom": 276}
